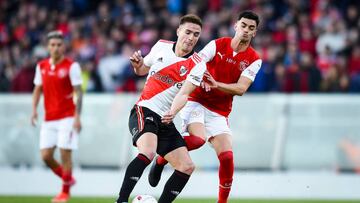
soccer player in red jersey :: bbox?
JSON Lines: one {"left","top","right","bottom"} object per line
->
{"left": 150, "top": 11, "right": 262, "bottom": 203}
{"left": 31, "top": 31, "right": 83, "bottom": 203}
{"left": 115, "top": 15, "right": 206, "bottom": 203}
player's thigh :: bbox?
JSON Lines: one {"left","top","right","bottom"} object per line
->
{"left": 205, "top": 110, "right": 232, "bottom": 138}
{"left": 164, "top": 146, "right": 194, "bottom": 174}
{"left": 209, "top": 133, "right": 232, "bottom": 155}
{"left": 59, "top": 148, "right": 72, "bottom": 169}
{"left": 128, "top": 105, "right": 159, "bottom": 146}
{"left": 57, "top": 117, "right": 78, "bottom": 150}
{"left": 39, "top": 120, "right": 58, "bottom": 150}
{"left": 136, "top": 132, "right": 158, "bottom": 160}
{"left": 40, "top": 147, "right": 56, "bottom": 160}
{"left": 187, "top": 122, "right": 206, "bottom": 140}
{"left": 180, "top": 101, "right": 205, "bottom": 135}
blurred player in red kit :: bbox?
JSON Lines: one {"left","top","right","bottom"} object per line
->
{"left": 31, "top": 31, "right": 83, "bottom": 203}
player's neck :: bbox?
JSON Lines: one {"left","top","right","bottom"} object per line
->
{"left": 50, "top": 55, "right": 64, "bottom": 65}
{"left": 174, "top": 44, "right": 191, "bottom": 57}
{"left": 230, "top": 38, "right": 250, "bottom": 53}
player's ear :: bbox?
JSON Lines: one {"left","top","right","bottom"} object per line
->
{"left": 252, "top": 29, "right": 257, "bottom": 37}
{"left": 176, "top": 27, "right": 180, "bottom": 37}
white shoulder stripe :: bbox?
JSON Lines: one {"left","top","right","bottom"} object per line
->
{"left": 191, "top": 53, "right": 202, "bottom": 64}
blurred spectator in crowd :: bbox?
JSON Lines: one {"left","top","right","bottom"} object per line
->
{"left": 283, "top": 52, "right": 322, "bottom": 92}
{"left": 0, "top": 0, "right": 359, "bottom": 93}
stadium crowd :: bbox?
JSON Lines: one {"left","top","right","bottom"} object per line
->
{"left": 0, "top": 0, "right": 359, "bottom": 93}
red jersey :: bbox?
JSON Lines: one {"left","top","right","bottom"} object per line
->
{"left": 34, "top": 57, "right": 82, "bottom": 121}
{"left": 189, "top": 37, "right": 262, "bottom": 117}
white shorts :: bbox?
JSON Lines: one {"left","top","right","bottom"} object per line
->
{"left": 179, "top": 101, "right": 232, "bottom": 138}
{"left": 39, "top": 117, "right": 79, "bottom": 150}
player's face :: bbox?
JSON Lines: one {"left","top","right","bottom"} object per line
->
{"left": 234, "top": 18, "right": 257, "bottom": 42}
{"left": 47, "top": 38, "right": 65, "bottom": 59}
{"left": 176, "top": 22, "right": 202, "bottom": 53}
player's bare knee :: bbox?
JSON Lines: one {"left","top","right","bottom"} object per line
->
{"left": 177, "top": 160, "right": 195, "bottom": 175}
{"left": 141, "top": 151, "right": 156, "bottom": 161}
{"left": 41, "top": 153, "right": 53, "bottom": 163}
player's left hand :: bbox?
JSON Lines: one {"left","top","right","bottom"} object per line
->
{"left": 201, "top": 81, "right": 212, "bottom": 92}
{"left": 73, "top": 116, "right": 82, "bottom": 133}
{"left": 162, "top": 111, "right": 175, "bottom": 124}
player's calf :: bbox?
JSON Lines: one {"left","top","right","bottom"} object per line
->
{"left": 218, "top": 151, "right": 234, "bottom": 203}
{"left": 116, "top": 154, "right": 152, "bottom": 203}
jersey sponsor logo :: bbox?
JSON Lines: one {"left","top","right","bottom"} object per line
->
{"left": 149, "top": 71, "right": 183, "bottom": 89}
{"left": 189, "top": 74, "right": 201, "bottom": 83}
{"left": 226, "top": 58, "right": 237, "bottom": 64}
{"left": 245, "top": 69, "right": 256, "bottom": 77}
{"left": 239, "top": 60, "right": 250, "bottom": 71}
{"left": 217, "top": 52, "right": 225, "bottom": 59}
{"left": 179, "top": 66, "right": 188, "bottom": 76}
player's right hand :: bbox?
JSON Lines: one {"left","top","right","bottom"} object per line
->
{"left": 129, "top": 50, "right": 144, "bottom": 68}
{"left": 31, "top": 112, "right": 38, "bottom": 127}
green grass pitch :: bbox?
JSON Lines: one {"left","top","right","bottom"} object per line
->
{"left": 0, "top": 196, "right": 359, "bottom": 203}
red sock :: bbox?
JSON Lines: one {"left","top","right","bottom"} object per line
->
{"left": 218, "top": 151, "right": 234, "bottom": 203}
{"left": 183, "top": 134, "right": 206, "bottom": 151}
{"left": 51, "top": 165, "right": 63, "bottom": 178}
{"left": 62, "top": 170, "right": 72, "bottom": 194}
{"left": 156, "top": 134, "right": 205, "bottom": 166}
{"left": 156, "top": 156, "right": 168, "bottom": 165}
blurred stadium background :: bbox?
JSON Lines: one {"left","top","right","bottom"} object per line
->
{"left": 1, "top": 0, "right": 360, "bottom": 202}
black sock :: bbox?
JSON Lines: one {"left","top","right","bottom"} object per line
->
{"left": 158, "top": 170, "right": 190, "bottom": 203}
{"left": 116, "top": 154, "right": 151, "bottom": 203}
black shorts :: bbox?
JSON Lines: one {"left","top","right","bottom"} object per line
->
{"left": 128, "top": 105, "right": 186, "bottom": 157}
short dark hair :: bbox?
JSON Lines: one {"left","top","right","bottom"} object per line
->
{"left": 238, "top": 10, "right": 260, "bottom": 27}
{"left": 47, "top": 30, "right": 64, "bottom": 41}
{"left": 179, "top": 14, "right": 202, "bottom": 28}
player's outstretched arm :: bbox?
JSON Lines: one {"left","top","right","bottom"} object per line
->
{"left": 204, "top": 71, "right": 252, "bottom": 96}
{"left": 130, "top": 50, "right": 150, "bottom": 76}
{"left": 162, "top": 81, "right": 197, "bottom": 124}
{"left": 73, "top": 85, "right": 83, "bottom": 133}
{"left": 31, "top": 85, "right": 42, "bottom": 126}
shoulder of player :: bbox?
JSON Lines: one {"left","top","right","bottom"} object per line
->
{"left": 213, "top": 37, "right": 232, "bottom": 51}
{"left": 37, "top": 58, "right": 50, "bottom": 67}
{"left": 62, "top": 58, "right": 81, "bottom": 68}
{"left": 214, "top": 37, "right": 232, "bottom": 44}
{"left": 247, "top": 46, "right": 261, "bottom": 60}
{"left": 62, "top": 57, "right": 75, "bottom": 64}
{"left": 152, "top": 39, "right": 175, "bottom": 51}
{"left": 190, "top": 52, "right": 202, "bottom": 63}
{"left": 158, "top": 39, "right": 175, "bottom": 44}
